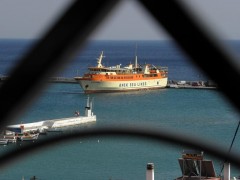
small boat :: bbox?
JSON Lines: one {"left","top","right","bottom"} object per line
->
{"left": 0, "top": 131, "right": 16, "bottom": 144}
{"left": 20, "top": 133, "right": 39, "bottom": 141}
{"left": 74, "top": 51, "right": 168, "bottom": 93}
{"left": 0, "top": 139, "right": 8, "bottom": 145}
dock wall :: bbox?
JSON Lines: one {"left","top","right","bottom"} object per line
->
{"left": 0, "top": 76, "right": 218, "bottom": 89}
{"left": 7, "top": 115, "right": 96, "bottom": 133}
{"left": 167, "top": 80, "right": 217, "bottom": 89}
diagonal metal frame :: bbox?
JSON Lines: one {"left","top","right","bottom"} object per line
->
{"left": 0, "top": 0, "right": 240, "bottom": 170}
{"left": 139, "top": 0, "right": 240, "bottom": 109}
{"left": 0, "top": 0, "right": 120, "bottom": 131}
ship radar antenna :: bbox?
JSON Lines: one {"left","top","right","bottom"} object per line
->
{"left": 97, "top": 51, "right": 105, "bottom": 68}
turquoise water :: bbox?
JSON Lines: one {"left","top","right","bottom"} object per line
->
{"left": 0, "top": 40, "right": 240, "bottom": 179}
{"left": 0, "top": 83, "right": 239, "bottom": 180}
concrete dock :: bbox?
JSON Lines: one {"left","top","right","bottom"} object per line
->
{"left": 47, "top": 77, "right": 77, "bottom": 83}
{"left": 0, "top": 76, "right": 218, "bottom": 89}
{"left": 0, "top": 76, "right": 78, "bottom": 84}
{"left": 167, "top": 80, "right": 217, "bottom": 90}
{"left": 46, "top": 78, "right": 218, "bottom": 90}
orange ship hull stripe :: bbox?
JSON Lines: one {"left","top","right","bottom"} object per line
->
{"left": 76, "top": 73, "right": 167, "bottom": 82}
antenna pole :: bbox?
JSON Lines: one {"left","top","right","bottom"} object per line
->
{"left": 135, "top": 44, "right": 138, "bottom": 68}
{"left": 219, "top": 119, "right": 240, "bottom": 175}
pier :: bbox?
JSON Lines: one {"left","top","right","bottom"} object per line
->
{"left": 47, "top": 77, "right": 77, "bottom": 83}
{"left": 167, "top": 80, "right": 217, "bottom": 90}
{"left": 1, "top": 97, "right": 96, "bottom": 144}
{"left": 0, "top": 76, "right": 218, "bottom": 89}
{"left": 0, "top": 76, "right": 78, "bottom": 84}
{"left": 46, "top": 78, "right": 218, "bottom": 90}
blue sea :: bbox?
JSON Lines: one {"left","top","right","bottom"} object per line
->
{"left": 0, "top": 39, "right": 240, "bottom": 180}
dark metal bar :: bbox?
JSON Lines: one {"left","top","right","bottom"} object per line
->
{"left": 139, "top": 0, "right": 240, "bottom": 111}
{"left": 0, "top": 0, "right": 120, "bottom": 130}
{"left": 220, "top": 119, "right": 240, "bottom": 174}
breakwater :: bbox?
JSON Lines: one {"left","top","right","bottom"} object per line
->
{"left": 167, "top": 80, "right": 217, "bottom": 89}
{"left": 40, "top": 78, "right": 219, "bottom": 90}
{"left": 0, "top": 76, "right": 217, "bottom": 89}
{"left": 0, "top": 76, "right": 77, "bottom": 83}
{"left": 47, "top": 77, "right": 77, "bottom": 83}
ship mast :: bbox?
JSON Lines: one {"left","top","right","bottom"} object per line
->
{"left": 97, "top": 51, "right": 104, "bottom": 68}
{"left": 135, "top": 44, "right": 138, "bottom": 68}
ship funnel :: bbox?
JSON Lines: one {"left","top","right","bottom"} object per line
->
{"left": 143, "top": 64, "right": 150, "bottom": 74}
{"left": 146, "top": 163, "right": 154, "bottom": 180}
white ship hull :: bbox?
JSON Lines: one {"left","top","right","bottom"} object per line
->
{"left": 77, "top": 78, "right": 168, "bottom": 93}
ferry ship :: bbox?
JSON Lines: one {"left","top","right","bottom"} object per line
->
{"left": 74, "top": 51, "right": 168, "bottom": 93}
